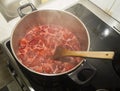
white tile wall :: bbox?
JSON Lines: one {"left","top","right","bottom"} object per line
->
{"left": 110, "top": 0, "right": 120, "bottom": 22}
{"left": 89, "top": 0, "right": 115, "bottom": 12}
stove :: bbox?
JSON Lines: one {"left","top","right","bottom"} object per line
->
{"left": 1, "top": 3, "right": 120, "bottom": 91}
{"left": 3, "top": 39, "right": 96, "bottom": 91}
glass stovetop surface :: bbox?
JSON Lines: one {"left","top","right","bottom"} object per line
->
{"left": 66, "top": 4, "right": 120, "bottom": 89}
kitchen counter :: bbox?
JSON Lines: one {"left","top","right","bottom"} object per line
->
{"left": 0, "top": 13, "right": 10, "bottom": 42}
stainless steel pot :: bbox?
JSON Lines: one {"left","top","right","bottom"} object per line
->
{"left": 10, "top": 3, "right": 96, "bottom": 85}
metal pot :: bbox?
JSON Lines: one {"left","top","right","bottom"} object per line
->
{"left": 10, "top": 3, "right": 96, "bottom": 85}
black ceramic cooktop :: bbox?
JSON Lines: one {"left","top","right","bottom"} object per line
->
{"left": 66, "top": 3, "right": 120, "bottom": 89}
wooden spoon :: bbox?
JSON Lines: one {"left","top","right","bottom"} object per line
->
{"left": 53, "top": 46, "right": 115, "bottom": 60}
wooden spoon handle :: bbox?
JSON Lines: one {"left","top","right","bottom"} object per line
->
{"left": 64, "top": 51, "right": 114, "bottom": 59}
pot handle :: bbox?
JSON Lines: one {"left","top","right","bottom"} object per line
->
{"left": 68, "top": 60, "right": 96, "bottom": 85}
{"left": 17, "top": 3, "right": 37, "bottom": 17}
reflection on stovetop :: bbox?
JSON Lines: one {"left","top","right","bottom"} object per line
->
{"left": 2, "top": 3, "right": 120, "bottom": 91}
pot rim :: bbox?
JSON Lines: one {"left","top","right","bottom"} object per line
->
{"left": 10, "top": 9, "right": 90, "bottom": 76}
